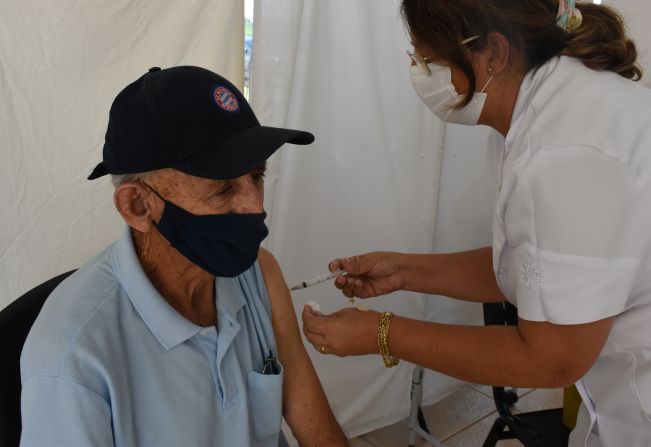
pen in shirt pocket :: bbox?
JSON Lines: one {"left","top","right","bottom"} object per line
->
{"left": 262, "top": 350, "right": 279, "bottom": 375}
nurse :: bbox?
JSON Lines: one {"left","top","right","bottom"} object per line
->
{"left": 301, "top": 0, "right": 651, "bottom": 445}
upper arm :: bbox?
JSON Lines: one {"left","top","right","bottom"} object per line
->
{"left": 517, "top": 316, "right": 614, "bottom": 385}
{"left": 506, "top": 147, "right": 647, "bottom": 324}
{"left": 502, "top": 147, "right": 645, "bottom": 384}
{"left": 257, "top": 248, "right": 307, "bottom": 363}
{"left": 21, "top": 375, "right": 114, "bottom": 446}
{"left": 257, "top": 248, "right": 346, "bottom": 445}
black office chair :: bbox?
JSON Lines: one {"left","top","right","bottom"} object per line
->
{"left": 481, "top": 301, "right": 569, "bottom": 447}
{"left": 0, "top": 270, "right": 76, "bottom": 447}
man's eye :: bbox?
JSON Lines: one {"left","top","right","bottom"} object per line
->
{"left": 213, "top": 185, "right": 232, "bottom": 197}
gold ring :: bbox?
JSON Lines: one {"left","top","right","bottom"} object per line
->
{"left": 320, "top": 346, "right": 326, "bottom": 354}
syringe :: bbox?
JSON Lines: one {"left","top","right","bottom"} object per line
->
{"left": 290, "top": 270, "right": 347, "bottom": 291}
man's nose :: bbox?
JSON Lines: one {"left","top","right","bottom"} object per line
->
{"left": 230, "top": 174, "right": 263, "bottom": 213}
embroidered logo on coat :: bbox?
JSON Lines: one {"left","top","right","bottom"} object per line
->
{"left": 521, "top": 256, "right": 543, "bottom": 291}
{"left": 213, "top": 86, "right": 239, "bottom": 112}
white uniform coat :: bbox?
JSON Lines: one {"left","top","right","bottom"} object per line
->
{"left": 491, "top": 55, "right": 651, "bottom": 446}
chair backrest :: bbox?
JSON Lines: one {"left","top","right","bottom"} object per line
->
{"left": 0, "top": 270, "right": 76, "bottom": 447}
{"left": 483, "top": 301, "right": 518, "bottom": 327}
{"left": 482, "top": 301, "right": 570, "bottom": 447}
{"left": 483, "top": 301, "right": 521, "bottom": 416}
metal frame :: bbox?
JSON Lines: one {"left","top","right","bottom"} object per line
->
{"left": 405, "top": 366, "right": 445, "bottom": 447}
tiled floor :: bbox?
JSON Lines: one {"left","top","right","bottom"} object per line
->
{"left": 348, "top": 383, "right": 564, "bottom": 447}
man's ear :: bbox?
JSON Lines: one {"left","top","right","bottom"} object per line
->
{"left": 114, "top": 182, "right": 161, "bottom": 233}
{"left": 484, "top": 31, "right": 511, "bottom": 76}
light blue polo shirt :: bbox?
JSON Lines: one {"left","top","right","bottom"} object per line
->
{"left": 20, "top": 226, "right": 288, "bottom": 447}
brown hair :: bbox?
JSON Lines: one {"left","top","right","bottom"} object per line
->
{"left": 401, "top": 0, "right": 642, "bottom": 102}
{"left": 565, "top": 3, "right": 642, "bottom": 80}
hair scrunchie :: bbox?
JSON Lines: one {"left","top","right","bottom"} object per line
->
{"left": 556, "top": 0, "right": 583, "bottom": 32}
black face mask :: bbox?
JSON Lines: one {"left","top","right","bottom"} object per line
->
{"left": 146, "top": 185, "right": 268, "bottom": 277}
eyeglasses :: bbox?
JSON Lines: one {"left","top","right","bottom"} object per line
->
{"left": 405, "top": 51, "right": 438, "bottom": 76}
{"left": 407, "top": 35, "right": 479, "bottom": 76}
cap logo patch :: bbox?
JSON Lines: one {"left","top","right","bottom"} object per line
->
{"left": 213, "top": 86, "right": 239, "bottom": 112}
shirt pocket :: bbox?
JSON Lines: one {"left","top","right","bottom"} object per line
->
{"left": 247, "top": 363, "right": 284, "bottom": 441}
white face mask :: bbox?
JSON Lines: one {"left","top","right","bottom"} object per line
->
{"left": 410, "top": 63, "right": 493, "bottom": 126}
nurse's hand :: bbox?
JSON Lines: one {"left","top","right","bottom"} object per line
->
{"left": 329, "top": 252, "right": 405, "bottom": 299}
{"left": 302, "top": 305, "right": 380, "bottom": 357}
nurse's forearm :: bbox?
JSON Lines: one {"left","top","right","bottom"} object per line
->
{"left": 387, "top": 317, "right": 575, "bottom": 388}
{"left": 400, "top": 247, "right": 505, "bottom": 303}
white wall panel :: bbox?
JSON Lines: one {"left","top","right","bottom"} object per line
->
{"left": 0, "top": 0, "right": 244, "bottom": 308}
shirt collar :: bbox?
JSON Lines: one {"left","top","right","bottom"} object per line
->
{"left": 112, "top": 226, "right": 203, "bottom": 350}
{"left": 216, "top": 270, "right": 248, "bottom": 319}
{"left": 505, "top": 56, "right": 561, "bottom": 152}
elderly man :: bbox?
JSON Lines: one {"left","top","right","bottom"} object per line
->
{"left": 20, "top": 66, "right": 347, "bottom": 446}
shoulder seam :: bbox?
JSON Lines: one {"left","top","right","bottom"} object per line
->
{"left": 22, "top": 373, "right": 110, "bottom": 405}
{"left": 527, "top": 143, "right": 646, "bottom": 186}
{"left": 57, "top": 282, "right": 120, "bottom": 375}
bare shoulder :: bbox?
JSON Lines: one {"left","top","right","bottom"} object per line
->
{"left": 257, "top": 247, "right": 281, "bottom": 276}
{"left": 257, "top": 249, "right": 303, "bottom": 349}
{"left": 257, "top": 247, "right": 289, "bottom": 305}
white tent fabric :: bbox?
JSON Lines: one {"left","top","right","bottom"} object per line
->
{"left": 2, "top": 0, "right": 651, "bottom": 443}
{"left": 605, "top": 0, "right": 651, "bottom": 87}
{"left": 0, "top": 0, "right": 244, "bottom": 309}
{"left": 250, "top": 0, "right": 494, "bottom": 439}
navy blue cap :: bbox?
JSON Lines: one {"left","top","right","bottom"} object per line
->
{"left": 88, "top": 66, "right": 314, "bottom": 180}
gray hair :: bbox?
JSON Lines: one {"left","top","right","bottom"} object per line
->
{"left": 110, "top": 172, "right": 153, "bottom": 188}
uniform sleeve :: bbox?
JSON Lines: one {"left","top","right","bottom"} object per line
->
{"left": 505, "top": 146, "right": 648, "bottom": 324}
{"left": 20, "top": 375, "right": 114, "bottom": 447}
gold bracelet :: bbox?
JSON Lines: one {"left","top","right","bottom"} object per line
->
{"left": 377, "top": 311, "right": 399, "bottom": 368}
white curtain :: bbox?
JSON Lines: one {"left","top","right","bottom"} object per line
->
{"left": 1, "top": 0, "right": 648, "bottom": 442}
{"left": 250, "top": 0, "right": 496, "bottom": 439}
{"left": 0, "top": 0, "right": 243, "bottom": 308}
{"left": 603, "top": 0, "right": 651, "bottom": 87}
{"left": 250, "top": 0, "right": 651, "bottom": 440}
